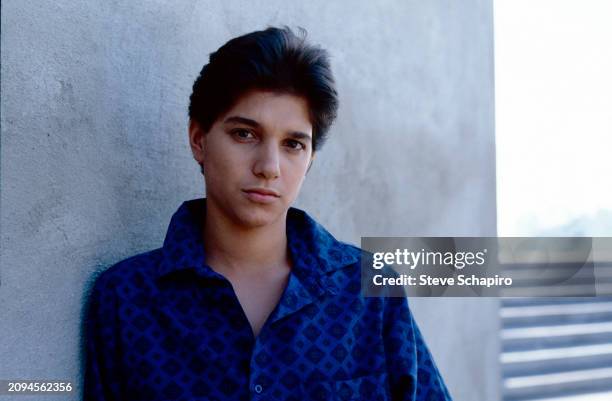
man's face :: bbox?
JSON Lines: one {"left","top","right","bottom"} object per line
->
{"left": 189, "top": 90, "right": 314, "bottom": 229}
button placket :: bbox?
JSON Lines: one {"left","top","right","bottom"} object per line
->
{"left": 249, "top": 332, "right": 269, "bottom": 398}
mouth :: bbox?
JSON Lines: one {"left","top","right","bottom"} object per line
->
{"left": 242, "top": 188, "right": 281, "bottom": 204}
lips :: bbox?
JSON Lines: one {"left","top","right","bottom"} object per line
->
{"left": 243, "top": 188, "right": 280, "bottom": 197}
{"left": 242, "top": 188, "right": 281, "bottom": 204}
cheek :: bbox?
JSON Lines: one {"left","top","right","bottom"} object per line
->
{"left": 202, "top": 146, "right": 240, "bottom": 186}
{"left": 282, "top": 160, "right": 309, "bottom": 191}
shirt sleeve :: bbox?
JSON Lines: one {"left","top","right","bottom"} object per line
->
{"left": 383, "top": 296, "right": 453, "bottom": 401}
{"left": 83, "top": 273, "right": 123, "bottom": 401}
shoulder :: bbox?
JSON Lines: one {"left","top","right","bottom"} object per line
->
{"left": 327, "top": 243, "right": 412, "bottom": 311}
{"left": 89, "top": 248, "right": 163, "bottom": 299}
{"left": 326, "top": 242, "right": 387, "bottom": 306}
{"left": 326, "top": 243, "right": 384, "bottom": 290}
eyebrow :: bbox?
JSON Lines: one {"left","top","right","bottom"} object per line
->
{"left": 223, "top": 115, "right": 312, "bottom": 141}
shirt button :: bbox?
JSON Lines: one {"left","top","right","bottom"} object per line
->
{"left": 254, "top": 384, "right": 263, "bottom": 394}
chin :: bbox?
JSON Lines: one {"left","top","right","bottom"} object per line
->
{"left": 232, "top": 204, "right": 285, "bottom": 228}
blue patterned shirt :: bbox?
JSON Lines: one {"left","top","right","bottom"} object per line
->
{"left": 84, "top": 198, "right": 452, "bottom": 400}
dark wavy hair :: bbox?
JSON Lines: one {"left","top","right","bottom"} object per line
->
{"left": 188, "top": 26, "right": 338, "bottom": 152}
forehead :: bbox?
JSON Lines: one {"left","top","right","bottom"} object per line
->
{"left": 221, "top": 90, "right": 313, "bottom": 134}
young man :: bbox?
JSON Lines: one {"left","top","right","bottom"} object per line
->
{"left": 84, "top": 27, "right": 452, "bottom": 401}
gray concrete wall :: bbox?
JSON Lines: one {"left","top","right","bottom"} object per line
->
{"left": 1, "top": 1, "right": 498, "bottom": 400}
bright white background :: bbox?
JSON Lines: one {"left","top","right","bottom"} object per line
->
{"left": 495, "top": 0, "right": 612, "bottom": 236}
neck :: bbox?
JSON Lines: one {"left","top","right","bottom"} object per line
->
{"left": 203, "top": 200, "right": 289, "bottom": 274}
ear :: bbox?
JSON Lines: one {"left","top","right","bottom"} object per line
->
{"left": 188, "top": 119, "right": 206, "bottom": 164}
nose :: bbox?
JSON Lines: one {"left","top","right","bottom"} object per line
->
{"left": 252, "top": 142, "right": 280, "bottom": 180}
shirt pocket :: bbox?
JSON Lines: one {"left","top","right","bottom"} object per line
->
{"left": 300, "top": 372, "right": 389, "bottom": 401}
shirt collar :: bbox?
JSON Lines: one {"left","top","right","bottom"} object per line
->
{"left": 156, "top": 198, "right": 359, "bottom": 293}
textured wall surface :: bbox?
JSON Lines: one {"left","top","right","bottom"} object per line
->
{"left": 1, "top": 1, "right": 498, "bottom": 400}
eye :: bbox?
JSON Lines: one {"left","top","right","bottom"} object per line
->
{"left": 232, "top": 128, "right": 255, "bottom": 141}
{"left": 285, "top": 139, "right": 306, "bottom": 151}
